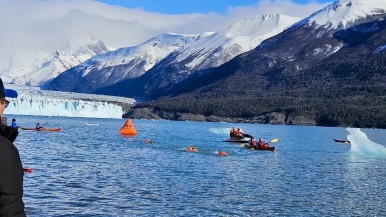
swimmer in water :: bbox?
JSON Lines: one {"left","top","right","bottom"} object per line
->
{"left": 217, "top": 151, "right": 228, "bottom": 156}
{"left": 187, "top": 146, "right": 198, "bottom": 152}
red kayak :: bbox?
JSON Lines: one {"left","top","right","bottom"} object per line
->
{"left": 20, "top": 127, "right": 61, "bottom": 132}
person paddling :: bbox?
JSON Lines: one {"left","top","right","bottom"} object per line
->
{"left": 258, "top": 138, "right": 269, "bottom": 149}
{"left": 250, "top": 137, "right": 257, "bottom": 149}
{"left": 36, "top": 122, "right": 43, "bottom": 130}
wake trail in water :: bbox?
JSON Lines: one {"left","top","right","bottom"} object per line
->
{"left": 85, "top": 123, "right": 99, "bottom": 126}
{"left": 208, "top": 128, "right": 231, "bottom": 135}
{"left": 346, "top": 128, "right": 386, "bottom": 157}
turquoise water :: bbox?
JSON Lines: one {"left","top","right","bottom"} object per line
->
{"left": 10, "top": 115, "right": 386, "bottom": 216}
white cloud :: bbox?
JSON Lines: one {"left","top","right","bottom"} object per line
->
{"left": 0, "top": 0, "right": 330, "bottom": 81}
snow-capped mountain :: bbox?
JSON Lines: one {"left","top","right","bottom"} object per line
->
{"left": 44, "top": 33, "right": 202, "bottom": 93}
{"left": 302, "top": 0, "right": 386, "bottom": 29}
{"left": 175, "top": 14, "right": 301, "bottom": 70}
{"left": 2, "top": 0, "right": 246, "bottom": 86}
{"left": 128, "top": 0, "right": 386, "bottom": 127}
{"left": 94, "top": 14, "right": 302, "bottom": 98}
{"left": 11, "top": 41, "right": 110, "bottom": 86}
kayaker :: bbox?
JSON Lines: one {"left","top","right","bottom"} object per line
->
{"left": 36, "top": 122, "right": 43, "bottom": 130}
{"left": 0, "top": 78, "right": 26, "bottom": 216}
{"left": 250, "top": 137, "right": 257, "bottom": 149}
{"left": 258, "top": 138, "right": 269, "bottom": 148}
{"left": 11, "top": 118, "right": 18, "bottom": 128}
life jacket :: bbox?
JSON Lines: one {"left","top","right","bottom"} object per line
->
{"left": 230, "top": 129, "right": 235, "bottom": 138}
{"left": 251, "top": 139, "right": 257, "bottom": 147}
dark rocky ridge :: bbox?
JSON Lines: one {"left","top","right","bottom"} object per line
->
{"left": 124, "top": 107, "right": 316, "bottom": 125}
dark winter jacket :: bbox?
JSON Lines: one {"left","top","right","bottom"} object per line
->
{"left": 0, "top": 123, "right": 26, "bottom": 217}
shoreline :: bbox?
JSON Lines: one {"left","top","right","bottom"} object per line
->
{"left": 124, "top": 107, "right": 320, "bottom": 126}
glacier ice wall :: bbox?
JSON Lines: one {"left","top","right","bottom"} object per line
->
{"left": 3, "top": 86, "right": 135, "bottom": 119}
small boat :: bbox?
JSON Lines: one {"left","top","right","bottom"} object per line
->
{"left": 20, "top": 127, "right": 61, "bottom": 132}
{"left": 243, "top": 145, "right": 275, "bottom": 151}
{"left": 223, "top": 137, "right": 251, "bottom": 143}
{"left": 333, "top": 139, "right": 350, "bottom": 143}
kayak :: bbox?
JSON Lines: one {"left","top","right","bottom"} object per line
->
{"left": 333, "top": 139, "right": 350, "bottom": 143}
{"left": 223, "top": 137, "right": 251, "bottom": 143}
{"left": 20, "top": 127, "right": 61, "bottom": 132}
{"left": 243, "top": 144, "right": 275, "bottom": 151}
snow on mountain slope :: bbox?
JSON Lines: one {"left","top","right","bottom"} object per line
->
{"left": 11, "top": 40, "right": 110, "bottom": 86}
{"left": 174, "top": 14, "right": 301, "bottom": 70}
{"left": 305, "top": 0, "right": 386, "bottom": 29}
{"left": 79, "top": 33, "right": 200, "bottom": 78}
{"left": 93, "top": 14, "right": 303, "bottom": 98}
{"left": 44, "top": 33, "right": 202, "bottom": 93}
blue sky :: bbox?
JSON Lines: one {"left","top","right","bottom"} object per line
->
{"left": 97, "top": 0, "right": 332, "bottom": 14}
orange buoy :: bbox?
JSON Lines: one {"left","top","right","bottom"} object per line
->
{"left": 218, "top": 151, "right": 228, "bottom": 156}
{"left": 119, "top": 118, "right": 138, "bottom": 136}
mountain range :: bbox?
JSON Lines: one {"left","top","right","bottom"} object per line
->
{"left": 12, "top": 40, "right": 110, "bottom": 86}
{"left": 44, "top": 33, "right": 202, "bottom": 93}
{"left": 122, "top": 0, "right": 386, "bottom": 128}
{"left": 45, "top": 14, "right": 301, "bottom": 94}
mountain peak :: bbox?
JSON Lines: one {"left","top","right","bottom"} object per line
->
{"left": 306, "top": 0, "right": 386, "bottom": 29}
{"left": 223, "top": 14, "right": 301, "bottom": 37}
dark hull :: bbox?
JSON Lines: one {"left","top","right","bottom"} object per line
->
{"left": 333, "top": 139, "right": 350, "bottom": 143}
{"left": 244, "top": 145, "right": 275, "bottom": 151}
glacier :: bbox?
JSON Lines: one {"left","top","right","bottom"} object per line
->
{"left": 4, "top": 86, "right": 135, "bottom": 119}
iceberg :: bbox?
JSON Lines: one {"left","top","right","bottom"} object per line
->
{"left": 4, "top": 86, "right": 135, "bottom": 119}
{"left": 347, "top": 128, "right": 386, "bottom": 157}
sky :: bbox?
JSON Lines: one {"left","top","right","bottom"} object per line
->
{"left": 97, "top": 0, "right": 332, "bottom": 14}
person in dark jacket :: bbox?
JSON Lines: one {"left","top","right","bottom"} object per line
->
{"left": 0, "top": 78, "right": 26, "bottom": 216}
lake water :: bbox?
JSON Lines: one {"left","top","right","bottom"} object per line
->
{"left": 10, "top": 115, "right": 386, "bottom": 216}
